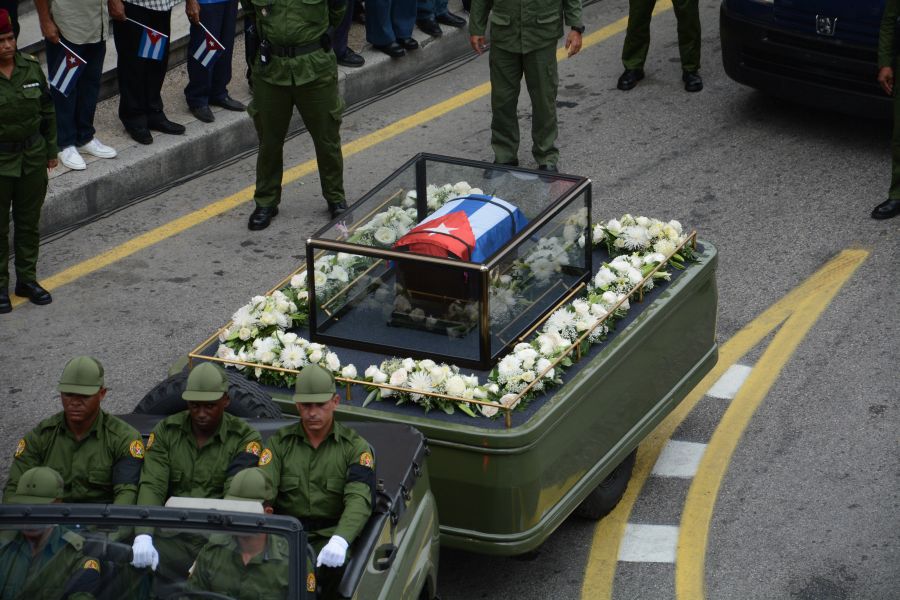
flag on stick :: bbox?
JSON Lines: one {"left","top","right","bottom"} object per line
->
{"left": 192, "top": 23, "right": 226, "bottom": 68}
{"left": 49, "top": 41, "right": 86, "bottom": 97}
{"left": 128, "top": 18, "right": 168, "bottom": 60}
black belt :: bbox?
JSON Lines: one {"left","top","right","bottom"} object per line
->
{"left": 300, "top": 517, "right": 339, "bottom": 532}
{"left": 271, "top": 41, "right": 322, "bottom": 57}
{"left": 0, "top": 133, "right": 42, "bottom": 153}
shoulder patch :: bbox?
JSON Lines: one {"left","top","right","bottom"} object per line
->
{"left": 258, "top": 448, "right": 273, "bottom": 466}
{"left": 14, "top": 439, "right": 25, "bottom": 458}
{"left": 245, "top": 441, "right": 262, "bottom": 456}
{"left": 307, "top": 573, "right": 316, "bottom": 592}
{"left": 129, "top": 440, "right": 145, "bottom": 459}
{"left": 83, "top": 558, "right": 101, "bottom": 572}
{"left": 146, "top": 432, "right": 155, "bottom": 450}
{"left": 359, "top": 452, "right": 374, "bottom": 468}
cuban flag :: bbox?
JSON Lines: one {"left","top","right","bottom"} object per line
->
{"left": 49, "top": 42, "right": 86, "bottom": 98}
{"left": 129, "top": 18, "right": 168, "bottom": 60}
{"left": 192, "top": 23, "right": 226, "bottom": 68}
{"left": 394, "top": 195, "right": 528, "bottom": 263}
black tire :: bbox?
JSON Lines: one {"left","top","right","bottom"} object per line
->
{"left": 574, "top": 448, "right": 637, "bottom": 520}
{"left": 133, "top": 369, "right": 282, "bottom": 418}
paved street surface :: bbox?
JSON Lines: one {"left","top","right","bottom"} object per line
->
{"left": 2, "top": 0, "right": 898, "bottom": 598}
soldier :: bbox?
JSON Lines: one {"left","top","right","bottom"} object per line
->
{"left": 242, "top": 0, "right": 348, "bottom": 231}
{"left": 3, "top": 356, "right": 144, "bottom": 505}
{"left": 875, "top": 0, "right": 900, "bottom": 220}
{"left": 468, "top": 0, "right": 583, "bottom": 173}
{"left": 130, "top": 362, "right": 262, "bottom": 583}
{"left": 0, "top": 467, "right": 103, "bottom": 600}
{"left": 616, "top": 0, "right": 702, "bottom": 92}
{"left": 0, "top": 8, "right": 57, "bottom": 314}
{"left": 259, "top": 364, "right": 374, "bottom": 598}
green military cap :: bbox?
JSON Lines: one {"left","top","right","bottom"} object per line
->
{"left": 293, "top": 364, "right": 336, "bottom": 404}
{"left": 182, "top": 362, "right": 229, "bottom": 402}
{"left": 225, "top": 467, "right": 274, "bottom": 503}
{"left": 9, "top": 466, "right": 64, "bottom": 504}
{"left": 58, "top": 356, "right": 105, "bottom": 395}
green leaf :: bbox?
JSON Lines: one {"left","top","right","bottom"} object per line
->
{"left": 459, "top": 403, "right": 476, "bottom": 418}
{"left": 441, "top": 403, "right": 455, "bottom": 415}
{"left": 362, "top": 389, "right": 379, "bottom": 408}
{"left": 560, "top": 357, "right": 573, "bottom": 367}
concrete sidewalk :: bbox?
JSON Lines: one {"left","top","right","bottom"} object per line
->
{"left": 33, "top": 8, "right": 472, "bottom": 237}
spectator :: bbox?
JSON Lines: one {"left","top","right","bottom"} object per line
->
{"left": 365, "top": 0, "right": 417, "bottom": 57}
{"left": 184, "top": 0, "right": 245, "bottom": 123}
{"left": 0, "top": 0, "right": 17, "bottom": 38}
{"left": 110, "top": 0, "right": 186, "bottom": 145}
{"left": 35, "top": 0, "right": 118, "bottom": 171}
{"left": 335, "top": 0, "right": 365, "bottom": 68}
{"left": 416, "top": 0, "right": 465, "bottom": 39}
{"left": 875, "top": 0, "right": 900, "bottom": 220}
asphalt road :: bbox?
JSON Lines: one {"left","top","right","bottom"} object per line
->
{"left": 2, "top": 0, "right": 898, "bottom": 598}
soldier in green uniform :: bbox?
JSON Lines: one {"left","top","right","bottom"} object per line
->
{"left": 0, "top": 8, "right": 57, "bottom": 314}
{"left": 259, "top": 364, "right": 374, "bottom": 598}
{"left": 616, "top": 0, "right": 702, "bottom": 92}
{"left": 3, "top": 356, "right": 144, "bottom": 505}
{"left": 0, "top": 467, "right": 102, "bottom": 600}
{"left": 130, "top": 362, "right": 263, "bottom": 583}
{"left": 468, "top": 0, "right": 583, "bottom": 173}
{"left": 242, "top": 0, "right": 348, "bottom": 231}
{"left": 875, "top": 0, "right": 900, "bottom": 220}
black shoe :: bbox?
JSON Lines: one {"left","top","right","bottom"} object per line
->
{"left": 0, "top": 289, "right": 10, "bottom": 314}
{"left": 416, "top": 19, "right": 443, "bottom": 37}
{"left": 683, "top": 70, "right": 703, "bottom": 92}
{"left": 397, "top": 37, "right": 419, "bottom": 51}
{"left": 617, "top": 68, "right": 644, "bottom": 91}
{"left": 248, "top": 206, "right": 278, "bottom": 230}
{"left": 328, "top": 201, "right": 348, "bottom": 219}
{"left": 190, "top": 105, "right": 215, "bottom": 123}
{"left": 871, "top": 199, "right": 900, "bottom": 219}
{"left": 337, "top": 48, "right": 365, "bottom": 67}
{"left": 127, "top": 127, "right": 153, "bottom": 145}
{"left": 436, "top": 11, "right": 466, "bottom": 27}
{"left": 14, "top": 281, "right": 52, "bottom": 305}
{"left": 483, "top": 160, "right": 518, "bottom": 180}
{"left": 147, "top": 116, "right": 186, "bottom": 135}
{"left": 211, "top": 95, "right": 246, "bottom": 111}
{"left": 373, "top": 42, "right": 406, "bottom": 57}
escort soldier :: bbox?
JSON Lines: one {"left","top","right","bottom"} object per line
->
{"left": 130, "top": 362, "right": 263, "bottom": 583}
{"left": 616, "top": 0, "right": 702, "bottom": 92}
{"left": 0, "top": 8, "right": 57, "bottom": 314}
{"left": 242, "top": 0, "right": 349, "bottom": 231}
{"left": 875, "top": 0, "right": 900, "bottom": 220}
{"left": 468, "top": 0, "right": 583, "bottom": 174}
{"left": 259, "top": 364, "right": 374, "bottom": 598}
{"left": 3, "top": 356, "right": 144, "bottom": 505}
{"left": 0, "top": 467, "right": 103, "bottom": 599}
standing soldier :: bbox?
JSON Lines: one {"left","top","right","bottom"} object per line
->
{"left": 259, "top": 364, "right": 374, "bottom": 599}
{"left": 875, "top": 0, "right": 900, "bottom": 220}
{"left": 616, "top": 0, "right": 702, "bottom": 92}
{"left": 468, "top": 0, "right": 583, "bottom": 173}
{"left": 242, "top": 0, "right": 348, "bottom": 231}
{"left": 130, "top": 362, "right": 263, "bottom": 584}
{"left": 3, "top": 356, "right": 144, "bottom": 505}
{"left": 0, "top": 9, "right": 57, "bottom": 314}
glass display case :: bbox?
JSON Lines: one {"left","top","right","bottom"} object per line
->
{"left": 306, "top": 154, "right": 592, "bottom": 370}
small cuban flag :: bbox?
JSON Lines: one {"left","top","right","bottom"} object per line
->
{"left": 192, "top": 23, "right": 226, "bottom": 69}
{"left": 49, "top": 42, "right": 86, "bottom": 98}
{"left": 128, "top": 18, "right": 168, "bottom": 61}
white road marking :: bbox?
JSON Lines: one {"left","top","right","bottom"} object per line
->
{"left": 651, "top": 440, "right": 707, "bottom": 478}
{"left": 618, "top": 524, "right": 679, "bottom": 563}
{"left": 706, "top": 364, "right": 753, "bottom": 399}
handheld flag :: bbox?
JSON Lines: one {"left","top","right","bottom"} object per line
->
{"left": 128, "top": 18, "right": 168, "bottom": 61}
{"left": 49, "top": 42, "right": 86, "bottom": 98}
{"left": 192, "top": 23, "right": 226, "bottom": 68}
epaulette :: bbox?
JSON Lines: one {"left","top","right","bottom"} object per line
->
{"left": 62, "top": 529, "right": 85, "bottom": 551}
{"left": 22, "top": 53, "right": 39, "bottom": 63}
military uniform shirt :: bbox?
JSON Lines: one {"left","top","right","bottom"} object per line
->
{"left": 0, "top": 52, "right": 58, "bottom": 178}
{"left": 259, "top": 421, "right": 374, "bottom": 544}
{"left": 0, "top": 527, "right": 99, "bottom": 600}
{"left": 468, "top": 0, "right": 583, "bottom": 54}
{"left": 3, "top": 411, "right": 143, "bottom": 505}
{"left": 188, "top": 533, "right": 289, "bottom": 599}
{"left": 879, "top": 0, "right": 899, "bottom": 68}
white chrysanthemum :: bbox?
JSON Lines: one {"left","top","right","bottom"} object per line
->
{"left": 408, "top": 370, "right": 434, "bottom": 396}
{"left": 325, "top": 352, "right": 341, "bottom": 371}
{"left": 232, "top": 305, "right": 256, "bottom": 329}
{"left": 497, "top": 355, "right": 522, "bottom": 378}
{"left": 445, "top": 375, "right": 467, "bottom": 397}
{"left": 547, "top": 308, "right": 576, "bottom": 332}
{"left": 389, "top": 368, "right": 409, "bottom": 387}
{"left": 280, "top": 344, "right": 307, "bottom": 369}
{"left": 622, "top": 226, "right": 651, "bottom": 250}
{"left": 653, "top": 238, "right": 677, "bottom": 256}
{"left": 374, "top": 227, "right": 396, "bottom": 245}
{"left": 341, "top": 364, "right": 358, "bottom": 379}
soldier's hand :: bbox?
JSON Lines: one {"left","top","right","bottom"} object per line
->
{"left": 878, "top": 66, "right": 894, "bottom": 96}
{"left": 470, "top": 35, "right": 487, "bottom": 55}
{"left": 108, "top": 0, "right": 126, "bottom": 21}
{"left": 316, "top": 535, "right": 348, "bottom": 568}
{"left": 565, "top": 30, "right": 582, "bottom": 58}
{"left": 47, "top": 158, "right": 59, "bottom": 170}
{"left": 39, "top": 17, "right": 61, "bottom": 44}
{"left": 186, "top": 0, "right": 201, "bottom": 24}
{"left": 131, "top": 534, "right": 159, "bottom": 570}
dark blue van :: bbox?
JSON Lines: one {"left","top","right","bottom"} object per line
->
{"left": 720, "top": 0, "right": 890, "bottom": 118}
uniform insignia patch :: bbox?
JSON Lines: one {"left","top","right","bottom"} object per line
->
{"left": 129, "top": 440, "right": 145, "bottom": 459}
{"left": 307, "top": 573, "right": 316, "bottom": 592}
{"left": 360, "top": 452, "right": 374, "bottom": 468}
{"left": 245, "top": 441, "right": 262, "bottom": 456}
{"left": 83, "top": 559, "right": 100, "bottom": 572}
{"left": 147, "top": 432, "right": 155, "bottom": 450}
{"left": 14, "top": 439, "right": 25, "bottom": 458}
{"left": 258, "top": 448, "right": 273, "bottom": 466}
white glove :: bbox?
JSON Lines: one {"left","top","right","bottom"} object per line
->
{"left": 316, "top": 535, "right": 348, "bottom": 568}
{"left": 131, "top": 534, "right": 159, "bottom": 570}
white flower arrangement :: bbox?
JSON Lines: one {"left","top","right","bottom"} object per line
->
{"left": 362, "top": 357, "right": 485, "bottom": 416}
{"left": 593, "top": 214, "right": 694, "bottom": 268}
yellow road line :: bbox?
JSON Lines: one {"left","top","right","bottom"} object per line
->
{"left": 11, "top": 5, "right": 643, "bottom": 310}
{"left": 581, "top": 248, "right": 869, "bottom": 600}
{"left": 676, "top": 249, "right": 868, "bottom": 600}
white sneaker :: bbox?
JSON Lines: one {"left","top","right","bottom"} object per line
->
{"left": 78, "top": 138, "right": 117, "bottom": 159}
{"left": 59, "top": 146, "right": 86, "bottom": 170}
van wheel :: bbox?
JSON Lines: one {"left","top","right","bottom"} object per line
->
{"left": 133, "top": 369, "right": 281, "bottom": 418}
{"left": 575, "top": 449, "right": 637, "bottom": 520}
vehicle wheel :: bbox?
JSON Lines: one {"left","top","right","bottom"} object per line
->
{"left": 133, "top": 369, "right": 282, "bottom": 418}
{"left": 574, "top": 449, "right": 637, "bottom": 520}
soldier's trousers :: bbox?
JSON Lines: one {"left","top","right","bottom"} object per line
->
{"left": 891, "top": 85, "right": 900, "bottom": 199}
{"left": 489, "top": 43, "right": 559, "bottom": 167}
{"left": 0, "top": 166, "right": 47, "bottom": 289}
{"left": 621, "top": 0, "right": 701, "bottom": 73}
{"left": 248, "top": 71, "right": 345, "bottom": 209}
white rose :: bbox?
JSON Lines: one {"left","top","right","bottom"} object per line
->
{"left": 606, "top": 219, "right": 622, "bottom": 235}
{"left": 668, "top": 220, "right": 683, "bottom": 235}
{"left": 390, "top": 368, "right": 409, "bottom": 387}
{"left": 469, "top": 187, "right": 484, "bottom": 196}
{"left": 401, "top": 358, "right": 416, "bottom": 371}
{"left": 473, "top": 388, "right": 487, "bottom": 399}
{"left": 429, "top": 366, "right": 448, "bottom": 386}
{"left": 409, "top": 308, "right": 426, "bottom": 323}
{"left": 374, "top": 227, "right": 397, "bottom": 245}
{"left": 593, "top": 267, "right": 616, "bottom": 288}
{"left": 592, "top": 223, "right": 605, "bottom": 243}
{"left": 487, "top": 383, "right": 500, "bottom": 395}
{"left": 290, "top": 274, "right": 306, "bottom": 289}
{"left": 308, "top": 349, "right": 323, "bottom": 363}
{"left": 419, "top": 359, "right": 436, "bottom": 370}
{"left": 520, "top": 370, "right": 536, "bottom": 383}
{"left": 635, "top": 216, "right": 650, "bottom": 227}
{"left": 372, "top": 370, "right": 388, "bottom": 384}
{"left": 341, "top": 364, "right": 358, "bottom": 379}
{"left": 238, "top": 327, "right": 253, "bottom": 341}
{"left": 499, "top": 393, "right": 519, "bottom": 408}
{"left": 365, "top": 365, "right": 380, "bottom": 378}
{"left": 601, "top": 291, "right": 619, "bottom": 305}
{"left": 325, "top": 352, "right": 341, "bottom": 371}
{"left": 480, "top": 403, "right": 499, "bottom": 418}
{"left": 445, "top": 375, "right": 467, "bottom": 396}
{"left": 536, "top": 358, "right": 554, "bottom": 379}
{"left": 282, "top": 332, "right": 298, "bottom": 345}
